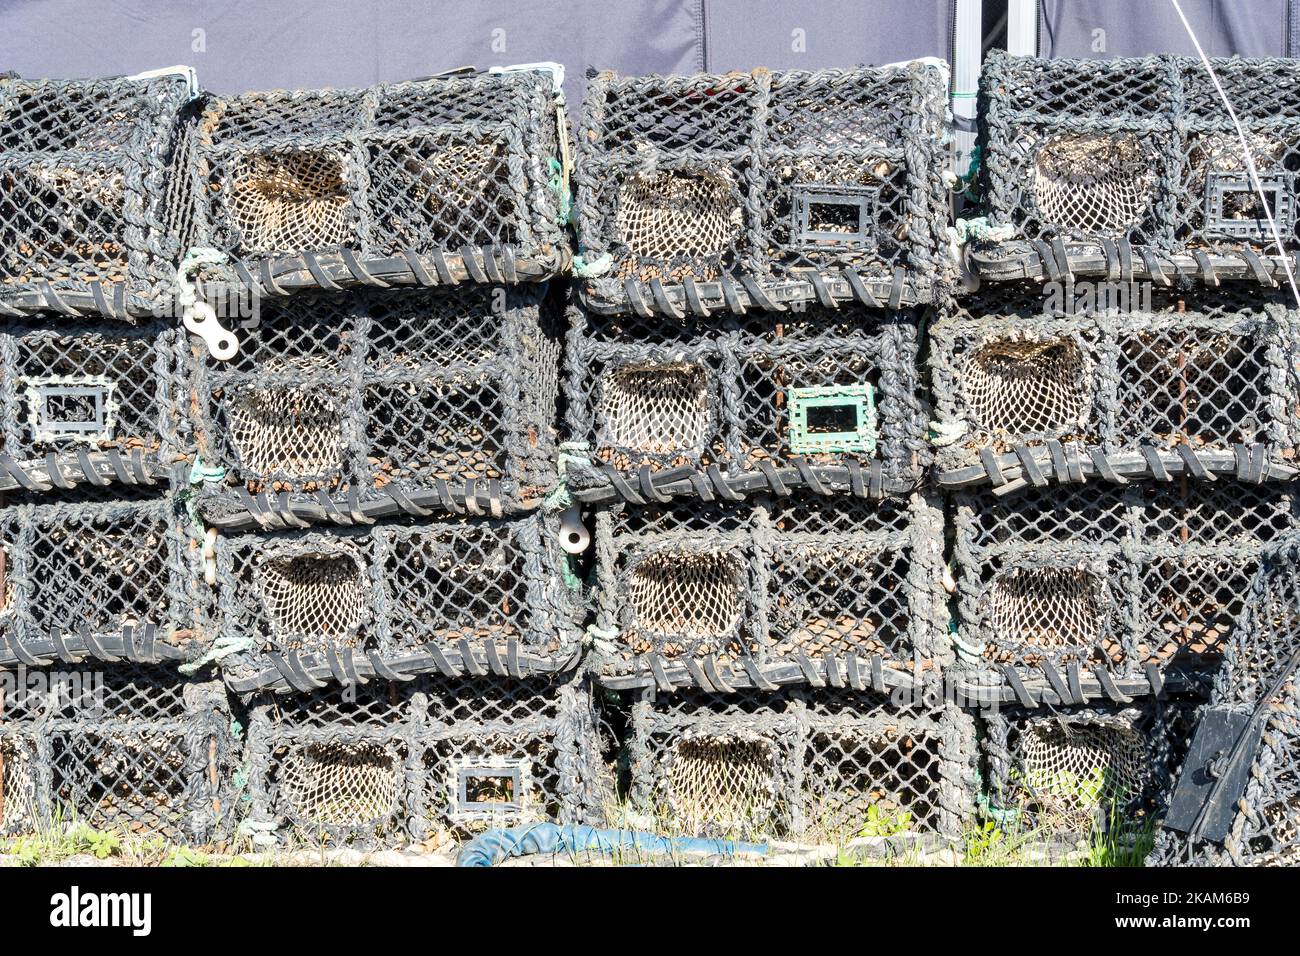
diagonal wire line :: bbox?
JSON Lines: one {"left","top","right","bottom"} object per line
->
{"left": 1169, "top": 0, "right": 1300, "bottom": 308}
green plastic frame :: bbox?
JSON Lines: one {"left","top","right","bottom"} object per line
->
{"left": 787, "top": 383, "right": 877, "bottom": 455}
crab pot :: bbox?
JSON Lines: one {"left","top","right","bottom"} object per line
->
{"left": 0, "top": 665, "right": 231, "bottom": 842}
{"left": 1150, "top": 537, "right": 1300, "bottom": 867}
{"left": 0, "top": 72, "right": 194, "bottom": 317}
{"left": 975, "top": 52, "right": 1300, "bottom": 283}
{"left": 626, "top": 687, "right": 975, "bottom": 841}
{"left": 952, "top": 480, "right": 1300, "bottom": 695}
{"left": 188, "top": 285, "right": 560, "bottom": 518}
{"left": 205, "top": 508, "right": 580, "bottom": 693}
{"left": 981, "top": 698, "right": 1198, "bottom": 836}
{"left": 564, "top": 300, "right": 927, "bottom": 500}
{"left": 242, "top": 672, "right": 602, "bottom": 849}
{"left": 574, "top": 63, "right": 951, "bottom": 316}
{"left": 929, "top": 282, "right": 1300, "bottom": 488}
{"left": 190, "top": 71, "right": 566, "bottom": 294}
{"left": 0, "top": 488, "right": 201, "bottom": 669}
{"left": 0, "top": 316, "right": 184, "bottom": 492}
{"left": 591, "top": 491, "right": 947, "bottom": 693}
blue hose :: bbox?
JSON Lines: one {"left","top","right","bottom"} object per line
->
{"left": 456, "top": 823, "right": 770, "bottom": 867}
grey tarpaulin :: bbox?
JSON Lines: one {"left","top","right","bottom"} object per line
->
{"left": 1038, "top": 0, "right": 1296, "bottom": 59}
{"left": 0, "top": 1, "right": 953, "bottom": 106}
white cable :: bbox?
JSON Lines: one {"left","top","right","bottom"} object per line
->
{"left": 1169, "top": 0, "right": 1300, "bottom": 308}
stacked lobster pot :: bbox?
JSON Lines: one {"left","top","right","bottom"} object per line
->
{"left": 1150, "top": 532, "right": 1300, "bottom": 867}
{"left": 942, "top": 51, "right": 1300, "bottom": 839}
{"left": 180, "top": 66, "right": 603, "bottom": 848}
{"left": 568, "top": 62, "right": 977, "bottom": 845}
{"left": 0, "top": 68, "right": 234, "bottom": 843}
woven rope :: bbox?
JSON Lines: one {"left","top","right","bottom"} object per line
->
{"left": 630, "top": 552, "right": 742, "bottom": 639}
{"left": 602, "top": 362, "right": 711, "bottom": 455}
{"left": 1031, "top": 132, "right": 1155, "bottom": 235}
{"left": 401, "top": 138, "right": 503, "bottom": 217}
{"left": 1018, "top": 720, "right": 1148, "bottom": 818}
{"left": 964, "top": 337, "right": 1091, "bottom": 434}
{"left": 229, "top": 150, "right": 353, "bottom": 251}
{"left": 0, "top": 740, "right": 34, "bottom": 832}
{"left": 279, "top": 742, "right": 399, "bottom": 827}
{"left": 988, "top": 567, "right": 1102, "bottom": 652}
{"left": 227, "top": 383, "right": 344, "bottom": 478}
{"left": 666, "top": 737, "right": 776, "bottom": 832}
{"left": 254, "top": 548, "right": 368, "bottom": 646}
{"left": 614, "top": 166, "right": 742, "bottom": 275}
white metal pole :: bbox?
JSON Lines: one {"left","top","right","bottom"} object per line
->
{"left": 951, "top": 0, "right": 982, "bottom": 176}
{"left": 1006, "top": 0, "right": 1039, "bottom": 56}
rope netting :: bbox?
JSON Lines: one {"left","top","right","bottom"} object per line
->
{"left": 228, "top": 150, "right": 354, "bottom": 252}
{"left": 21, "top": 162, "right": 126, "bottom": 213}
{"left": 666, "top": 737, "right": 777, "bottom": 832}
{"left": 400, "top": 138, "right": 505, "bottom": 218}
{"left": 806, "top": 729, "right": 932, "bottom": 833}
{"left": 1189, "top": 130, "right": 1288, "bottom": 222}
{"left": 614, "top": 166, "right": 742, "bottom": 276}
{"left": 0, "top": 739, "right": 35, "bottom": 832}
{"left": 988, "top": 567, "right": 1102, "bottom": 652}
{"left": 255, "top": 549, "right": 368, "bottom": 646}
{"left": 1031, "top": 132, "right": 1155, "bottom": 235}
{"left": 1017, "top": 720, "right": 1149, "bottom": 819}
{"left": 602, "top": 362, "right": 711, "bottom": 455}
{"left": 630, "top": 551, "right": 742, "bottom": 639}
{"left": 227, "top": 383, "right": 344, "bottom": 478}
{"left": 964, "top": 337, "right": 1091, "bottom": 436}
{"left": 278, "top": 742, "right": 400, "bottom": 828}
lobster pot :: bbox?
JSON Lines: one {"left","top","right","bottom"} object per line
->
{"left": 0, "top": 489, "right": 201, "bottom": 669}
{"left": 189, "top": 285, "right": 559, "bottom": 518}
{"left": 0, "top": 316, "right": 184, "bottom": 493}
{"left": 952, "top": 481, "right": 1300, "bottom": 697}
{"left": 0, "top": 666, "right": 231, "bottom": 841}
{"left": 242, "top": 673, "right": 602, "bottom": 849}
{"left": 975, "top": 52, "right": 1300, "bottom": 283}
{"left": 982, "top": 698, "right": 1198, "bottom": 836}
{"left": 206, "top": 508, "right": 580, "bottom": 693}
{"left": 574, "top": 62, "right": 951, "bottom": 316}
{"left": 190, "top": 70, "right": 566, "bottom": 294}
{"left": 591, "top": 492, "right": 947, "bottom": 693}
{"left": 627, "top": 687, "right": 975, "bottom": 841}
{"left": 565, "top": 300, "right": 927, "bottom": 500}
{"left": 1150, "top": 538, "right": 1300, "bottom": 867}
{"left": 0, "top": 71, "right": 194, "bottom": 317}
{"left": 930, "top": 282, "right": 1300, "bottom": 488}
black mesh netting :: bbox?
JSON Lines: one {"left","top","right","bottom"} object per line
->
{"left": 242, "top": 672, "right": 603, "bottom": 848}
{"left": 564, "top": 298, "right": 927, "bottom": 501}
{"left": 952, "top": 480, "right": 1300, "bottom": 695}
{"left": 1149, "top": 534, "right": 1300, "bottom": 866}
{"left": 575, "top": 63, "right": 952, "bottom": 316}
{"left": 0, "top": 72, "right": 194, "bottom": 317}
{"left": 190, "top": 70, "right": 567, "bottom": 295}
{"left": 0, "top": 316, "right": 185, "bottom": 493}
{"left": 982, "top": 697, "right": 1198, "bottom": 836}
{"left": 975, "top": 52, "right": 1300, "bottom": 284}
{"left": 626, "top": 687, "right": 975, "bottom": 840}
{"left": 0, "top": 487, "right": 203, "bottom": 669}
{"left": 187, "top": 284, "right": 561, "bottom": 519}
{"left": 930, "top": 281, "right": 1300, "bottom": 488}
{"left": 207, "top": 509, "right": 581, "bottom": 693}
{"left": 0, "top": 665, "right": 231, "bottom": 842}
{"left": 591, "top": 491, "right": 948, "bottom": 693}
